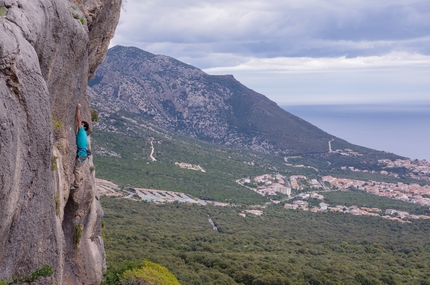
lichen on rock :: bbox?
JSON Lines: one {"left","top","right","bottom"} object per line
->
{"left": 0, "top": 0, "right": 121, "bottom": 283}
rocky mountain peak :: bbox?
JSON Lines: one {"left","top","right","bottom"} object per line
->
{"left": 89, "top": 45, "right": 354, "bottom": 155}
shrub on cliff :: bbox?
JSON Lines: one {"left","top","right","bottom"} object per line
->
{"left": 0, "top": 264, "right": 53, "bottom": 284}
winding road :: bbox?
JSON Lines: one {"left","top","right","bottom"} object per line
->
{"left": 149, "top": 139, "right": 157, "bottom": 162}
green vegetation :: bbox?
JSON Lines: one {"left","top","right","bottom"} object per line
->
{"left": 74, "top": 224, "right": 83, "bottom": 250}
{"left": 321, "top": 189, "right": 430, "bottom": 215}
{"left": 325, "top": 167, "right": 426, "bottom": 186}
{"left": 51, "top": 116, "right": 63, "bottom": 129}
{"left": 93, "top": 126, "right": 426, "bottom": 205}
{"left": 92, "top": 108, "right": 419, "bottom": 205}
{"left": 91, "top": 109, "right": 99, "bottom": 122}
{"left": 93, "top": 130, "right": 279, "bottom": 204}
{"left": 288, "top": 153, "right": 420, "bottom": 185}
{"left": 93, "top": 106, "right": 430, "bottom": 284}
{"left": 54, "top": 192, "right": 60, "bottom": 216}
{"left": 89, "top": 54, "right": 430, "bottom": 283}
{"left": 0, "top": 7, "right": 6, "bottom": 17}
{"left": 0, "top": 265, "right": 53, "bottom": 284}
{"left": 51, "top": 156, "right": 58, "bottom": 171}
{"left": 120, "top": 260, "right": 181, "bottom": 285}
{"left": 51, "top": 116, "right": 63, "bottom": 140}
{"left": 102, "top": 198, "right": 430, "bottom": 284}
{"left": 70, "top": 6, "right": 85, "bottom": 25}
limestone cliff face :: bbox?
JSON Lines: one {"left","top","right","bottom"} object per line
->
{"left": 0, "top": 0, "right": 121, "bottom": 284}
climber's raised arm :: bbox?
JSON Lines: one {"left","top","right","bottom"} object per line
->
{"left": 76, "top": 104, "right": 82, "bottom": 133}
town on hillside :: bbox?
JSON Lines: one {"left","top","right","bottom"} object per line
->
{"left": 335, "top": 158, "right": 430, "bottom": 181}
{"left": 321, "top": 176, "right": 430, "bottom": 206}
{"left": 96, "top": 157, "right": 430, "bottom": 222}
{"left": 96, "top": 156, "right": 430, "bottom": 222}
{"left": 237, "top": 171, "right": 430, "bottom": 222}
{"left": 378, "top": 158, "right": 430, "bottom": 181}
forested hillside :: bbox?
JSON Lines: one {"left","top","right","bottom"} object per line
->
{"left": 102, "top": 198, "right": 430, "bottom": 285}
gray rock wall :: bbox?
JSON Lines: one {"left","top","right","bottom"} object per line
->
{"left": 0, "top": 0, "right": 121, "bottom": 283}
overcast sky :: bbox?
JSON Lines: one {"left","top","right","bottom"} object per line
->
{"left": 111, "top": 0, "right": 430, "bottom": 105}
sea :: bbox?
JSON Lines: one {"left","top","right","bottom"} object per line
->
{"left": 282, "top": 104, "right": 430, "bottom": 161}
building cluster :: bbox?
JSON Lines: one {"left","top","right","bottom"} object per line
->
{"left": 285, "top": 202, "right": 382, "bottom": 216}
{"left": 289, "top": 176, "right": 324, "bottom": 190}
{"left": 94, "top": 146, "right": 122, "bottom": 158}
{"left": 284, "top": 200, "right": 309, "bottom": 210}
{"left": 310, "top": 179, "right": 323, "bottom": 189}
{"left": 238, "top": 174, "right": 291, "bottom": 196}
{"left": 338, "top": 158, "right": 430, "bottom": 181}
{"left": 175, "top": 162, "right": 206, "bottom": 172}
{"left": 339, "top": 166, "right": 400, "bottom": 178}
{"left": 238, "top": 173, "right": 329, "bottom": 197}
{"left": 289, "top": 175, "right": 306, "bottom": 190}
{"left": 96, "top": 178, "right": 124, "bottom": 197}
{"left": 240, "top": 209, "right": 264, "bottom": 217}
{"left": 331, "top": 148, "right": 363, "bottom": 157}
{"left": 378, "top": 159, "right": 430, "bottom": 181}
{"left": 322, "top": 176, "right": 430, "bottom": 206}
{"left": 135, "top": 188, "right": 198, "bottom": 204}
{"left": 284, "top": 200, "right": 430, "bottom": 222}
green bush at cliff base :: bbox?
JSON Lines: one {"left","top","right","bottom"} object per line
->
{"left": 103, "top": 260, "right": 140, "bottom": 285}
{"left": 120, "top": 260, "right": 180, "bottom": 285}
{"left": 0, "top": 264, "right": 53, "bottom": 284}
{"left": 29, "top": 265, "right": 54, "bottom": 281}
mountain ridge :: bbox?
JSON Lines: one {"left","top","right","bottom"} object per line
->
{"left": 89, "top": 45, "right": 363, "bottom": 156}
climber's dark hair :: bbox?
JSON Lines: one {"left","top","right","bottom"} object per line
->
{"left": 82, "top": 121, "right": 89, "bottom": 132}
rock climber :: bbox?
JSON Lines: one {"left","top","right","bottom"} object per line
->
{"left": 71, "top": 103, "right": 91, "bottom": 190}
{"left": 76, "top": 103, "right": 90, "bottom": 161}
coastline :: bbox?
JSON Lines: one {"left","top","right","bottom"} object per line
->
{"left": 283, "top": 103, "right": 430, "bottom": 161}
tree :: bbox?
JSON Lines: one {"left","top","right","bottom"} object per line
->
{"left": 120, "top": 260, "right": 180, "bottom": 285}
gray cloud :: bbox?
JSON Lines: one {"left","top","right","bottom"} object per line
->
{"left": 112, "top": 0, "right": 430, "bottom": 60}
{"left": 110, "top": 0, "right": 430, "bottom": 106}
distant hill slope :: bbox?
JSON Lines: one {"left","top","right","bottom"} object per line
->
{"left": 88, "top": 45, "right": 357, "bottom": 155}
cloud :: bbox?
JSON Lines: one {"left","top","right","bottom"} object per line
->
{"left": 110, "top": 0, "right": 430, "bottom": 106}
{"left": 112, "top": 0, "right": 430, "bottom": 60}
{"left": 204, "top": 52, "right": 430, "bottom": 73}
{"left": 202, "top": 52, "right": 430, "bottom": 105}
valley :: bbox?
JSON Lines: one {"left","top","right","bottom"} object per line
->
{"left": 89, "top": 46, "right": 430, "bottom": 285}
{"left": 94, "top": 111, "right": 430, "bottom": 284}
{"left": 91, "top": 102, "right": 430, "bottom": 225}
